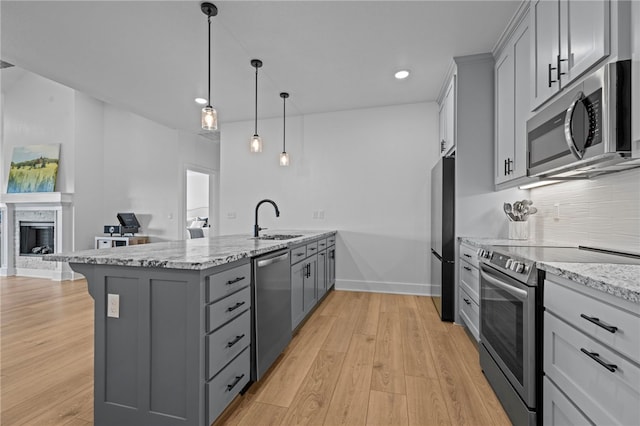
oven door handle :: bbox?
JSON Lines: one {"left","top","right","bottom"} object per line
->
{"left": 480, "top": 269, "right": 528, "bottom": 300}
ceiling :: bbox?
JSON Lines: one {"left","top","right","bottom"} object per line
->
{"left": 1, "top": 1, "right": 520, "bottom": 136}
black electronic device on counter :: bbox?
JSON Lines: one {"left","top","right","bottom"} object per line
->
{"left": 104, "top": 225, "right": 121, "bottom": 236}
{"left": 116, "top": 212, "right": 141, "bottom": 235}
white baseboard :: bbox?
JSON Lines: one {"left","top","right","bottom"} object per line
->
{"left": 335, "top": 279, "right": 432, "bottom": 296}
{"left": 15, "top": 267, "right": 79, "bottom": 281}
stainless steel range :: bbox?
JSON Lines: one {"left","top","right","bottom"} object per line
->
{"left": 478, "top": 244, "right": 640, "bottom": 426}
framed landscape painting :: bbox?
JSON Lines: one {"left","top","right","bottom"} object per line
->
{"left": 7, "top": 144, "right": 60, "bottom": 193}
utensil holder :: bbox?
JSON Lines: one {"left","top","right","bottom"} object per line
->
{"left": 509, "top": 221, "right": 529, "bottom": 240}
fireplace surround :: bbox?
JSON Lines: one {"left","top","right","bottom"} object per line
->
{"left": 0, "top": 192, "right": 74, "bottom": 280}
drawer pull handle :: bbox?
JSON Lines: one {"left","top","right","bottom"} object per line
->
{"left": 226, "top": 373, "right": 246, "bottom": 392}
{"left": 296, "top": 253, "right": 305, "bottom": 257}
{"left": 463, "top": 253, "right": 472, "bottom": 258}
{"left": 580, "top": 348, "right": 617, "bottom": 372}
{"left": 309, "top": 247, "right": 317, "bottom": 251}
{"left": 226, "top": 334, "right": 245, "bottom": 348}
{"left": 463, "top": 266, "right": 472, "bottom": 271}
{"left": 227, "top": 301, "right": 246, "bottom": 312}
{"left": 226, "top": 276, "right": 245, "bottom": 285}
{"left": 580, "top": 314, "right": 618, "bottom": 333}
{"left": 463, "top": 298, "right": 471, "bottom": 305}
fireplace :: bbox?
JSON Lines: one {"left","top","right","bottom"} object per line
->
{"left": 20, "top": 221, "right": 55, "bottom": 256}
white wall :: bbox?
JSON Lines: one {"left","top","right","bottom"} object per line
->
{"left": 530, "top": 168, "right": 640, "bottom": 253}
{"left": 2, "top": 70, "right": 221, "bottom": 249}
{"left": 220, "top": 102, "right": 437, "bottom": 294}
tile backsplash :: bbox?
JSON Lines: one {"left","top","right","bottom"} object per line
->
{"left": 529, "top": 168, "right": 640, "bottom": 253}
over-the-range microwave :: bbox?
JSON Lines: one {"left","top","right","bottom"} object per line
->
{"left": 526, "top": 59, "right": 637, "bottom": 179}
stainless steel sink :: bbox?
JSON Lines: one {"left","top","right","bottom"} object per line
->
{"left": 256, "top": 234, "right": 303, "bottom": 240}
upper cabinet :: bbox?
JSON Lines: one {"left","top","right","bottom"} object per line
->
{"left": 438, "top": 74, "right": 456, "bottom": 157}
{"left": 531, "top": 0, "right": 610, "bottom": 110}
{"left": 495, "top": 10, "right": 531, "bottom": 188}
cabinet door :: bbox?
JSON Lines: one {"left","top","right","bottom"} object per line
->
{"left": 560, "top": 0, "right": 609, "bottom": 85}
{"left": 303, "top": 257, "right": 317, "bottom": 313}
{"left": 495, "top": 48, "right": 515, "bottom": 185}
{"left": 531, "top": 0, "right": 560, "bottom": 109}
{"left": 328, "top": 248, "right": 336, "bottom": 287}
{"left": 442, "top": 77, "right": 456, "bottom": 156}
{"left": 317, "top": 250, "right": 327, "bottom": 300}
{"left": 291, "top": 261, "right": 305, "bottom": 330}
{"left": 438, "top": 102, "right": 446, "bottom": 155}
{"left": 513, "top": 20, "right": 531, "bottom": 180}
{"left": 633, "top": 0, "right": 640, "bottom": 154}
{"left": 543, "top": 377, "right": 593, "bottom": 426}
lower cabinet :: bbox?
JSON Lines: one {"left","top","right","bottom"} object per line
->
{"left": 457, "top": 242, "right": 480, "bottom": 341}
{"left": 291, "top": 234, "right": 336, "bottom": 331}
{"left": 543, "top": 274, "right": 640, "bottom": 426}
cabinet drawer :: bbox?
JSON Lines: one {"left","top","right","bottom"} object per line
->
{"left": 327, "top": 235, "right": 336, "bottom": 246}
{"left": 459, "top": 259, "right": 479, "bottom": 304}
{"left": 207, "top": 286, "right": 251, "bottom": 333}
{"left": 206, "top": 347, "right": 250, "bottom": 426}
{"left": 291, "top": 246, "right": 307, "bottom": 264}
{"left": 207, "top": 263, "right": 251, "bottom": 303}
{"left": 459, "top": 288, "right": 479, "bottom": 341}
{"left": 544, "top": 312, "right": 640, "bottom": 426}
{"left": 543, "top": 376, "right": 593, "bottom": 426}
{"left": 206, "top": 310, "right": 251, "bottom": 379}
{"left": 317, "top": 238, "right": 328, "bottom": 250}
{"left": 306, "top": 241, "right": 319, "bottom": 256}
{"left": 545, "top": 278, "right": 640, "bottom": 362}
{"left": 459, "top": 243, "right": 479, "bottom": 269}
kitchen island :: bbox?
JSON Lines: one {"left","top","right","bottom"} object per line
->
{"left": 46, "top": 230, "right": 336, "bottom": 426}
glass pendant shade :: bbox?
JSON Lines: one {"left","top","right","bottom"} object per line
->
{"left": 250, "top": 134, "right": 263, "bottom": 153}
{"left": 201, "top": 106, "right": 217, "bottom": 131}
{"left": 279, "top": 151, "right": 289, "bottom": 166}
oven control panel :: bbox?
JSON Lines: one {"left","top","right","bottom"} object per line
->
{"left": 477, "top": 249, "right": 493, "bottom": 259}
{"left": 487, "top": 252, "right": 531, "bottom": 275}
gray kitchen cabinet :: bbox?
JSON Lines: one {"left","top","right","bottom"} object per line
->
{"left": 291, "top": 234, "right": 336, "bottom": 331}
{"left": 327, "top": 239, "right": 336, "bottom": 287}
{"left": 531, "top": 0, "right": 610, "bottom": 110}
{"left": 543, "top": 274, "right": 640, "bottom": 426}
{"left": 633, "top": 0, "right": 640, "bottom": 157}
{"left": 438, "top": 75, "right": 456, "bottom": 156}
{"left": 457, "top": 242, "right": 479, "bottom": 341}
{"left": 70, "top": 259, "right": 252, "bottom": 426}
{"left": 494, "top": 8, "right": 531, "bottom": 189}
{"left": 317, "top": 247, "right": 327, "bottom": 300}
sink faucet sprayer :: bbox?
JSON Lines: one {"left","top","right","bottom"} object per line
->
{"left": 254, "top": 199, "right": 280, "bottom": 237}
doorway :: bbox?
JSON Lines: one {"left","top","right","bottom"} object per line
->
{"left": 184, "top": 168, "right": 214, "bottom": 238}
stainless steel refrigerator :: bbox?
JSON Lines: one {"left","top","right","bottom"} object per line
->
{"left": 430, "top": 156, "right": 455, "bottom": 321}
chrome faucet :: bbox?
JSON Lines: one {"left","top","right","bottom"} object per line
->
{"left": 254, "top": 199, "right": 280, "bottom": 237}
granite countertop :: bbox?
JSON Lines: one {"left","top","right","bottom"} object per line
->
{"left": 459, "top": 236, "right": 574, "bottom": 249}
{"left": 458, "top": 236, "right": 639, "bottom": 305}
{"left": 45, "top": 230, "right": 336, "bottom": 271}
{"left": 538, "top": 262, "right": 640, "bottom": 305}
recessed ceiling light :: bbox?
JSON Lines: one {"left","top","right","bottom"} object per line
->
{"left": 394, "top": 70, "right": 410, "bottom": 80}
{"left": 195, "top": 97, "right": 207, "bottom": 105}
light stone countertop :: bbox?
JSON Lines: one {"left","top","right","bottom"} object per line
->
{"left": 459, "top": 236, "right": 574, "bottom": 249}
{"left": 458, "top": 236, "right": 640, "bottom": 304}
{"left": 538, "top": 262, "right": 640, "bottom": 304}
{"left": 45, "top": 230, "right": 336, "bottom": 271}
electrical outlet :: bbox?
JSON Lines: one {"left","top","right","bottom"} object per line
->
{"left": 107, "top": 294, "right": 120, "bottom": 318}
{"left": 313, "top": 211, "right": 319, "bottom": 219}
{"left": 227, "top": 212, "right": 236, "bottom": 219}
{"left": 318, "top": 210, "right": 325, "bottom": 220}
{"left": 553, "top": 203, "right": 560, "bottom": 220}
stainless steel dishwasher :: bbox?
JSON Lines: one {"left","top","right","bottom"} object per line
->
{"left": 252, "top": 249, "right": 291, "bottom": 381}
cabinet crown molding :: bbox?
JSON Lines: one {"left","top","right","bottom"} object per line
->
{"left": 492, "top": 0, "right": 530, "bottom": 58}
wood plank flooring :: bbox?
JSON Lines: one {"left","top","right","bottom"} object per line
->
{"left": 1, "top": 276, "right": 511, "bottom": 426}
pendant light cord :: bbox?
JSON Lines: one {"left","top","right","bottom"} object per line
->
{"left": 283, "top": 96, "right": 286, "bottom": 152}
{"left": 207, "top": 16, "right": 211, "bottom": 107}
{"left": 254, "top": 65, "right": 258, "bottom": 135}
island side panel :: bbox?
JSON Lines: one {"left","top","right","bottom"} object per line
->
{"left": 72, "top": 263, "right": 205, "bottom": 426}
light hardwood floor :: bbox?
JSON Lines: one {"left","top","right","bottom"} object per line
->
{"left": 1, "top": 277, "right": 510, "bottom": 426}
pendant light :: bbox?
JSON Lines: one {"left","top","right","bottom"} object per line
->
{"left": 201, "top": 2, "right": 218, "bottom": 131}
{"left": 250, "top": 59, "right": 263, "bottom": 153}
{"left": 279, "top": 92, "right": 290, "bottom": 166}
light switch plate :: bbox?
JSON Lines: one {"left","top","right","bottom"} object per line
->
{"left": 107, "top": 294, "right": 120, "bottom": 318}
